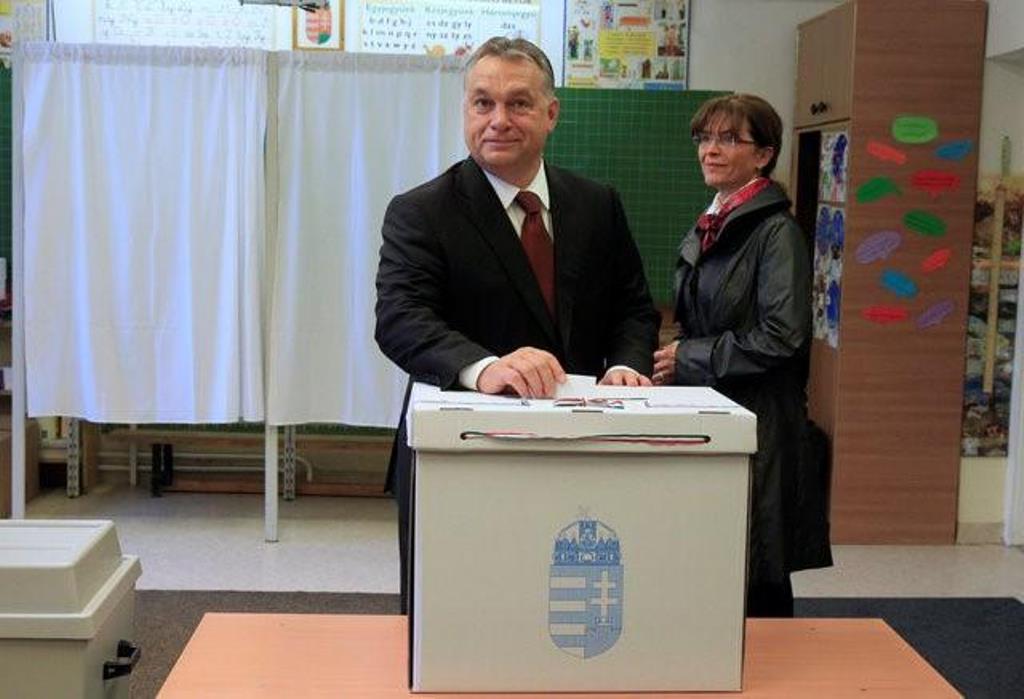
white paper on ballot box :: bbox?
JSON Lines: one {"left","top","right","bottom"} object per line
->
{"left": 407, "top": 380, "right": 753, "bottom": 450}
{"left": 408, "top": 379, "right": 744, "bottom": 413}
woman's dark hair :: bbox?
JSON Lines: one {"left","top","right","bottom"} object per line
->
{"left": 690, "top": 93, "right": 783, "bottom": 177}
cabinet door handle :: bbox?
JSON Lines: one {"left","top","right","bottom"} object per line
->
{"left": 811, "top": 101, "right": 829, "bottom": 116}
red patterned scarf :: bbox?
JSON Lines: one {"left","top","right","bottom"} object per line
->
{"left": 697, "top": 177, "right": 772, "bottom": 253}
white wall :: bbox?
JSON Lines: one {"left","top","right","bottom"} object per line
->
{"left": 978, "top": 58, "right": 1024, "bottom": 177}
{"left": 688, "top": 0, "right": 842, "bottom": 183}
{"left": 986, "top": 0, "right": 1024, "bottom": 60}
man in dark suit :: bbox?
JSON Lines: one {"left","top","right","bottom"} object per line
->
{"left": 374, "top": 37, "right": 660, "bottom": 612}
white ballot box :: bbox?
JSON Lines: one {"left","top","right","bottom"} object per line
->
{"left": 408, "top": 383, "right": 757, "bottom": 693}
{"left": 0, "top": 520, "right": 142, "bottom": 698}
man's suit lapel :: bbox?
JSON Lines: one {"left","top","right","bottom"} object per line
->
{"left": 547, "top": 164, "right": 584, "bottom": 351}
{"left": 455, "top": 158, "right": 560, "bottom": 347}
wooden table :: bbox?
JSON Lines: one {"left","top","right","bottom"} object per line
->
{"left": 158, "top": 614, "right": 960, "bottom": 698}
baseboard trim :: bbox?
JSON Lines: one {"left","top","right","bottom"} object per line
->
{"left": 956, "top": 521, "right": 1003, "bottom": 544}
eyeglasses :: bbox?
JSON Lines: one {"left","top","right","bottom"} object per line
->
{"left": 691, "top": 132, "right": 758, "bottom": 148}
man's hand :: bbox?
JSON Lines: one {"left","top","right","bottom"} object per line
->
{"left": 477, "top": 347, "right": 566, "bottom": 398}
{"left": 599, "top": 368, "right": 652, "bottom": 387}
{"left": 652, "top": 341, "right": 680, "bottom": 386}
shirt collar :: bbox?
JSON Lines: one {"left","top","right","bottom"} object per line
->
{"left": 708, "top": 175, "right": 763, "bottom": 214}
{"left": 482, "top": 162, "right": 551, "bottom": 212}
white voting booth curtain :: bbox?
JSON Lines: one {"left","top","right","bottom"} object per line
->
{"left": 19, "top": 44, "right": 267, "bottom": 422}
{"left": 266, "top": 53, "right": 465, "bottom": 426}
{"left": 17, "top": 46, "right": 465, "bottom": 427}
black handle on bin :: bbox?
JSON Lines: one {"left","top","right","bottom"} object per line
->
{"left": 103, "top": 640, "right": 141, "bottom": 681}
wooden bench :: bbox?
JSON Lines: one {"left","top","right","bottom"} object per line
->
{"left": 91, "top": 426, "right": 393, "bottom": 499}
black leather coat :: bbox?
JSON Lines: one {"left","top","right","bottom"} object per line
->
{"left": 673, "top": 182, "right": 831, "bottom": 582}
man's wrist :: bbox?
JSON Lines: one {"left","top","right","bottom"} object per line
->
{"left": 459, "top": 356, "right": 500, "bottom": 390}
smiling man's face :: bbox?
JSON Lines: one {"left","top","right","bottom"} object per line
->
{"left": 463, "top": 55, "right": 559, "bottom": 187}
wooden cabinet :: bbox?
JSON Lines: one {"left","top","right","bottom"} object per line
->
{"left": 791, "top": 0, "right": 987, "bottom": 543}
{"left": 794, "top": 1, "right": 854, "bottom": 128}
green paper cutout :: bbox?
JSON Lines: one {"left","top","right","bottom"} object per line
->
{"left": 904, "top": 210, "right": 947, "bottom": 237}
{"left": 892, "top": 116, "right": 939, "bottom": 144}
{"left": 856, "top": 177, "right": 902, "bottom": 203}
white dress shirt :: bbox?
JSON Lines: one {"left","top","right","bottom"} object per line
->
{"left": 457, "top": 165, "right": 551, "bottom": 390}
{"left": 458, "top": 162, "right": 636, "bottom": 390}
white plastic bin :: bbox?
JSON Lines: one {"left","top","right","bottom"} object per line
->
{"left": 0, "top": 520, "right": 142, "bottom": 698}
{"left": 408, "top": 383, "right": 757, "bottom": 693}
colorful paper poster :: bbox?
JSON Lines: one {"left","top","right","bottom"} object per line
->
{"left": 819, "top": 130, "right": 849, "bottom": 204}
{"left": 294, "top": 3, "right": 343, "bottom": 50}
{"left": 0, "top": 11, "right": 10, "bottom": 62}
{"left": 566, "top": 0, "right": 689, "bottom": 90}
{"left": 1, "top": 0, "right": 46, "bottom": 63}
{"left": 358, "top": 0, "right": 540, "bottom": 56}
{"left": 961, "top": 174, "right": 1024, "bottom": 457}
{"left": 813, "top": 204, "right": 844, "bottom": 348}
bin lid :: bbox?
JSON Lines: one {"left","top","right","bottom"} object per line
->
{"left": 0, "top": 520, "right": 130, "bottom": 615}
{"left": 408, "top": 382, "right": 757, "bottom": 454}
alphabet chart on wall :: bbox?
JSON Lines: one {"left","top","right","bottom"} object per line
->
{"left": 94, "top": 0, "right": 276, "bottom": 49}
{"left": 357, "top": 0, "right": 539, "bottom": 56}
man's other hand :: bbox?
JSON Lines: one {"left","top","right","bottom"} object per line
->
{"left": 599, "top": 368, "right": 652, "bottom": 387}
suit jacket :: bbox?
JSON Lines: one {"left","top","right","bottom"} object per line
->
{"left": 374, "top": 157, "right": 659, "bottom": 587}
{"left": 376, "top": 157, "right": 659, "bottom": 393}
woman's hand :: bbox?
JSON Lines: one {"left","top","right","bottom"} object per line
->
{"left": 652, "top": 341, "right": 679, "bottom": 385}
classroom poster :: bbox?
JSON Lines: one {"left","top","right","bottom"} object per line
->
{"left": 819, "top": 130, "right": 849, "bottom": 204}
{"left": 961, "top": 174, "right": 1024, "bottom": 456}
{"left": 1, "top": 0, "right": 46, "bottom": 66}
{"left": 293, "top": 2, "right": 343, "bottom": 50}
{"left": 94, "top": 0, "right": 275, "bottom": 48}
{"left": 813, "top": 203, "right": 844, "bottom": 348}
{"left": 0, "top": 4, "right": 10, "bottom": 64}
{"left": 357, "top": 0, "right": 539, "bottom": 56}
{"left": 811, "top": 129, "right": 849, "bottom": 347}
{"left": 565, "top": 0, "right": 689, "bottom": 89}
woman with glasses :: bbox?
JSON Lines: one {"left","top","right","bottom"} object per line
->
{"left": 652, "top": 94, "right": 830, "bottom": 617}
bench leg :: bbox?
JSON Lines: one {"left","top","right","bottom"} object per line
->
{"left": 162, "top": 443, "right": 174, "bottom": 486}
{"left": 151, "top": 444, "right": 163, "bottom": 497}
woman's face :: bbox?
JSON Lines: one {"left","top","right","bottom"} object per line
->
{"left": 696, "top": 115, "right": 773, "bottom": 197}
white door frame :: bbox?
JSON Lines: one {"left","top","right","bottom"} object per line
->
{"left": 1006, "top": 264, "right": 1024, "bottom": 545}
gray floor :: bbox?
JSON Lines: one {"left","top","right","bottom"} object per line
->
{"left": 26, "top": 480, "right": 1024, "bottom": 600}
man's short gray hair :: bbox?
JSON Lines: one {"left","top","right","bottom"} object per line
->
{"left": 464, "top": 36, "right": 556, "bottom": 96}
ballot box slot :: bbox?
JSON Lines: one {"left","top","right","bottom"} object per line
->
{"left": 458, "top": 430, "right": 711, "bottom": 446}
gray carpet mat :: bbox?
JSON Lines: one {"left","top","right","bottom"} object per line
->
{"left": 795, "top": 597, "right": 1024, "bottom": 699}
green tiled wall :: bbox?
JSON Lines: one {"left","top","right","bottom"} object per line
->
{"left": 546, "top": 88, "right": 724, "bottom": 305}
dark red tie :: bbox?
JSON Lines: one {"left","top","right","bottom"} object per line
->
{"left": 515, "top": 190, "right": 556, "bottom": 319}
